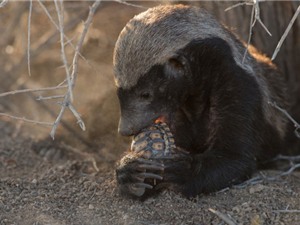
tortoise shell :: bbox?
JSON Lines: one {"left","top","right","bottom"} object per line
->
{"left": 131, "top": 122, "right": 179, "bottom": 159}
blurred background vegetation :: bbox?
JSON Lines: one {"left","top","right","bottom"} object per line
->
{"left": 0, "top": 1, "right": 299, "bottom": 163}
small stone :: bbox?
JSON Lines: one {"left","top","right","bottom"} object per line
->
{"left": 251, "top": 215, "right": 262, "bottom": 225}
{"left": 232, "top": 206, "right": 240, "bottom": 213}
{"left": 32, "top": 179, "right": 37, "bottom": 184}
{"left": 88, "top": 204, "right": 94, "bottom": 210}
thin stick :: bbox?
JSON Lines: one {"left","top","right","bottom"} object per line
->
{"left": 272, "top": 5, "right": 300, "bottom": 60}
{"left": 54, "top": 0, "right": 73, "bottom": 102}
{"left": 36, "top": 95, "right": 65, "bottom": 101}
{"left": 115, "top": 0, "right": 147, "bottom": 9}
{"left": 0, "top": 113, "right": 53, "bottom": 126}
{"left": 0, "top": 0, "right": 8, "bottom": 8}
{"left": 243, "top": 4, "right": 255, "bottom": 63}
{"left": 49, "top": 0, "right": 101, "bottom": 139}
{"left": 208, "top": 208, "right": 238, "bottom": 225}
{"left": 274, "top": 154, "right": 300, "bottom": 161}
{"left": 27, "top": 0, "right": 33, "bottom": 77}
{"left": 226, "top": 0, "right": 272, "bottom": 63}
{"left": 273, "top": 163, "right": 300, "bottom": 179}
{"left": 225, "top": 1, "right": 252, "bottom": 12}
{"left": 273, "top": 210, "right": 300, "bottom": 213}
{"left": 253, "top": 0, "right": 272, "bottom": 36}
{"left": 0, "top": 85, "right": 68, "bottom": 98}
{"left": 50, "top": 97, "right": 68, "bottom": 139}
{"left": 70, "top": 0, "right": 101, "bottom": 84}
{"left": 268, "top": 101, "right": 300, "bottom": 138}
{"left": 37, "top": 0, "right": 88, "bottom": 63}
{"left": 68, "top": 103, "right": 86, "bottom": 131}
{"left": 235, "top": 161, "right": 300, "bottom": 188}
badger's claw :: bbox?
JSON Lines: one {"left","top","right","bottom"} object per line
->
{"left": 137, "top": 158, "right": 165, "bottom": 171}
{"left": 128, "top": 182, "right": 153, "bottom": 197}
{"left": 138, "top": 172, "right": 163, "bottom": 180}
{"left": 116, "top": 156, "right": 164, "bottom": 197}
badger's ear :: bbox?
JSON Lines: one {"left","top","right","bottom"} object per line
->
{"left": 164, "top": 54, "right": 188, "bottom": 79}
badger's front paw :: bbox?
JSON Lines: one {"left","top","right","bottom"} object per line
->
{"left": 116, "top": 156, "right": 165, "bottom": 197}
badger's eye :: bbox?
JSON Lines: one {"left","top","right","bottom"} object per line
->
{"left": 140, "top": 92, "right": 152, "bottom": 100}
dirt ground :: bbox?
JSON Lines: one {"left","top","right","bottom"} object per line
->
{"left": 1, "top": 122, "right": 300, "bottom": 225}
{"left": 1, "top": 2, "right": 300, "bottom": 225}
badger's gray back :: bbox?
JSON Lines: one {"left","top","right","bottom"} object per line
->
{"left": 113, "top": 5, "right": 254, "bottom": 89}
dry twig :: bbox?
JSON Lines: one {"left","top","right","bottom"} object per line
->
{"left": 0, "top": 3, "right": 93, "bottom": 141}
{"left": 115, "top": 0, "right": 147, "bottom": 9}
{"left": 0, "top": 85, "right": 68, "bottom": 98}
{"left": 36, "top": 0, "right": 88, "bottom": 63}
{"left": 235, "top": 159, "right": 300, "bottom": 189}
{"left": 274, "top": 154, "right": 300, "bottom": 161}
{"left": 54, "top": 0, "right": 73, "bottom": 102}
{"left": 50, "top": 0, "right": 101, "bottom": 139}
{"left": 226, "top": 0, "right": 272, "bottom": 63}
{"left": 27, "top": 0, "right": 33, "bottom": 77}
{"left": 0, "top": 0, "right": 8, "bottom": 8}
{"left": 273, "top": 209, "right": 300, "bottom": 213}
{"left": 0, "top": 113, "right": 53, "bottom": 127}
{"left": 208, "top": 208, "right": 238, "bottom": 225}
{"left": 36, "top": 95, "right": 65, "bottom": 101}
{"left": 268, "top": 101, "right": 300, "bottom": 138}
{"left": 271, "top": 5, "right": 300, "bottom": 60}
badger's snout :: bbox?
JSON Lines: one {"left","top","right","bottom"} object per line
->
{"left": 118, "top": 117, "right": 136, "bottom": 136}
{"left": 118, "top": 111, "right": 162, "bottom": 136}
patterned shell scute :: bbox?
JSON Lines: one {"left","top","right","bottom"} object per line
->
{"left": 131, "top": 122, "right": 177, "bottom": 159}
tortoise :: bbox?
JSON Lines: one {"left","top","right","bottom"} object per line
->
{"left": 131, "top": 122, "right": 178, "bottom": 159}
{"left": 122, "top": 122, "right": 189, "bottom": 196}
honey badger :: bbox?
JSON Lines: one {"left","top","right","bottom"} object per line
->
{"left": 113, "top": 5, "right": 288, "bottom": 198}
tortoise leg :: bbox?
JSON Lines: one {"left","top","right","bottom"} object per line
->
{"left": 116, "top": 155, "right": 164, "bottom": 197}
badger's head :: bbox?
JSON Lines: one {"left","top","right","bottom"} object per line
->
{"left": 113, "top": 5, "right": 254, "bottom": 136}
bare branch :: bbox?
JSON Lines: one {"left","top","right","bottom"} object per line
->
{"left": 36, "top": 95, "right": 65, "bottom": 101}
{"left": 225, "top": 1, "right": 253, "bottom": 12}
{"left": 226, "top": 0, "right": 272, "bottom": 63}
{"left": 50, "top": 97, "right": 68, "bottom": 139}
{"left": 273, "top": 209, "right": 300, "bottom": 213}
{"left": 272, "top": 5, "right": 300, "bottom": 60}
{"left": 27, "top": 0, "right": 33, "bottom": 77}
{"left": 37, "top": 0, "right": 58, "bottom": 28}
{"left": 0, "top": 85, "right": 68, "bottom": 98}
{"left": 70, "top": 0, "right": 101, "bottom": 84}
{"left": 0, "top": 0, "right": 8, "bottom": 8}
{"left": 54, "top": 0, "right": 73, "bottom": 102}
{"left": 115, "top": 0, "right": 147, "bottom": 9}
{"left": 274, "top": 154, "right": 300, "bottom": 161}
{"left": 0, "top": 113, "right": 53, "bottom": 127}
{"left": 208, "top": 208, "right": 238, "bottom": 225}
{"left": 252, "top": 0, "right": 272, "bottom": 36}
{"left": 234, "top": 172, "right": 264, "bottom": 189}
{"left": 272, "top": 163, "right": 300, "bottom": 179}
{"left": 268, "top": 101, "right": 300, "bottom": 138}
{"left": 68, "top": 103, "right": 86, "bottom": 131}
{"left": 37, "top": 0, "right": 89, "bottom": 66}
{"left": 243, "top": 4, "right": 255, "bottom": 63}
{"left": 49, "top": 0, "right": 101, "bottom": 139}
{"left": 235, "top": 157, "right": 300, "bottom": 189}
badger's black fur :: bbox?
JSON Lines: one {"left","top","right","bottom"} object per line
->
{"left": 113, "top": 5, "right": 293, "bottom": 198}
